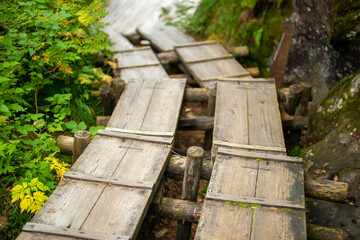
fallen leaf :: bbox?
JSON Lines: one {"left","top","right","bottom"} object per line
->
{"left": 50, "top": 209, "right": 56, "bottom": 214}
{"left": 347, "top": 124, "right": 352, "bottom": 129}
{"left": 332, "top": 148, "right": 336, "bottom": 152}
{"left": 313, "top": 169, "right": 326, "bottom": 174}
{"left": 126, "top": 112, "right": 131, "bottom": 115}
{"left": 268, "top": 207, "right": 278, "bottom": 210}
{"left": 225, "top": 139, "right": 229, "bottom": 142}
{"left": 323, "top": 162, "right": 330, "bottom": 167}
{"left": 155, "top": 229, "right": 168, "bottom": 239}
{"left": 333, "top": 175, "right": 339, "bottom": 181}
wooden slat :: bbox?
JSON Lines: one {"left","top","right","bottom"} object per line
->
{"left": 214, "top": 141, "right": 286, "bottom": 153}
{"left": 200, "top": 73, "right": 250, "bottom": 82}
{"left": 175, "top": 43, "right": 251, "bottom": 88}
{"left": 217, "top": 146, "right": 302, "bottom": 163}
{"left": 104, "top": 28, "right": 134, "bottom": 52}
{"left": 113, "top": 46, "right": 151, "bottom": 53}
{"left": 105, "top": 127, "right": 174, "bottom": 137}
{"left": 97, "top": 129, "right": 173, "bottom": 144}
{"left": 175, "top": 40, "right": 217, "bottom": 48}
{"left": 22, "top": 223, "right": 129, "bottom": 240}
{"left": 137, "top": 25, "right": 195, "bottom": 52}
{"left": 119, "top": 62, "right": 160, "bottom": 69}
{"left": 186, "top": 54, "right": 233, "bottom": 64}
{"left": 206, "top": 192, "right": 304, "bottom": 209}
{"left": 64, "top": 171, "right": 154, "bottom": 189}
{"left": 217, "top": 77, "right": 275, "bottom": 82}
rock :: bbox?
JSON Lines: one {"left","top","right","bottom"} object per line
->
{"left": 339, "top": 133, "right": 355, "bottom": 145}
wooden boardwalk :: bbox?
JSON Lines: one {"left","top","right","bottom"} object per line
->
{"left": 174, "top": 42, "right": 306, "bottom": 239}
{"left": 18, "top": 6, "right": 306, "bottom": 239}
{"left": 17, "top": 29, "right": 186, "bottom": 239}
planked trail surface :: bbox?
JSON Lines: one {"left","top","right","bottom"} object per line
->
{"left": 137, "top": 24, "right": 195, "bottom": 52}
{"left": 195, "top": 79, "right": 306, "bottom": 240}
{"left": 18, "top": 78, "right": 186, "bottom": 240}
{"left": 175, "top": 41, "right": 251, "bottom": 89}
{"left": 104, "top": 0, "right": 200, "bottom": 36}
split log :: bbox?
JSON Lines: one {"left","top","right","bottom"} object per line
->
{"left": 305, "top": 176, "right": 348, "bottom": 202}
{"left": 158, "top": 51, "right": 179, "bottom": 64}
{"left": 285, "top": 84, "right": 303, "bottom": 115}
{"left": 99, "top": 83, "right": 114, "bottom": 115}
{"left": 300, "top": 82, "right": 312, "bottom": 116}
{"left": 160, "top": 197, "right": 202, "bottom": 223}
{"left": 96, "top": 116, "right": 111, "bottom": 126}
{"left": 72, "top": 130, "right": 91, "bottom": 164}
{"left": 184, "top": 88, "right": 211, "bottom": 102}
{"left": 56, "top": 135, "right": 74, "bottom": 156}
{"left": 177, "top": 146, "right": 204, "bottom": 240}
{"left": 245, "top": 67, "right": 260, "bottom": 77}
{"left": 168, "top": 154, "right": 212, "bottom": 180}
{"left": 227, "top": 46, "right": 249, "bottom": 57}
{"left": 178, "top": 117, "right": 214, "bottom": 131}
{"left": 307, "top": 224, "right": 343, "bottom": 240}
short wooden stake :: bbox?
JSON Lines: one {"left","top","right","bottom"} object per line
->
{"left": 177, "top": 146, "right": 204, "bottom": 240}
{"left": 204, "top": 88, "right": 215, "bottom": 150}
{"left": 112, "top": 78, "right": 125, "bottom": 104}
{"left": 100, "top": 84, "right": 114, "bottom": 116}
{"left": 285, "top": 84, "right": 303, "bottom": 115}
{"left": 72, "top": 130, "right": 91, "bottom": 164}
{"left": 299, "top": 82, "right": 312, "bottom": 116}
{"left": 56, "top": 135, "right": 74, "bottom": 156}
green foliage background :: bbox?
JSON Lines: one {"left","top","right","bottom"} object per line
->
{"left": 0, "top": 0, "right": 111, "bottom": 238}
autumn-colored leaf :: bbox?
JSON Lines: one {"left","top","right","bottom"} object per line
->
{"left": 333, "top": 175, "right": 339, "bottom": 181}
{"left": 323, "top": 162, "right": 330, "bottom": 167}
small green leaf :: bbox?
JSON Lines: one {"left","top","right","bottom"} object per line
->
{"left": 9, "top": 104, "right": 24, "bottom": 111}
{"left": 78, "top": 121, "right": 87, "bottom": 130}
{"left": 64, "top": 120, "right": 78, "bottom": 130}
{"left": 0, "top": 104, "right": 10, "bottom": 114}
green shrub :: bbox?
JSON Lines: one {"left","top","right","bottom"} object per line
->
{"left": 0, "top": 0, "right": 112, "bottom": 238}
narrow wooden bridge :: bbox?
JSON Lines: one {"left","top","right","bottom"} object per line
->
{"left": 17, "top": 2, "right": 306, "bottom": 239}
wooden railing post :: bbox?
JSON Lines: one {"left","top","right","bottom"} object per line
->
{"left": 72, "top": 130, "right": 91, "bottom": 164}
{"left": 204, "top": 89, "right": 215, "bottom": 150}
{"left": 177, "top": 146, "right": 204, "bottom": 240}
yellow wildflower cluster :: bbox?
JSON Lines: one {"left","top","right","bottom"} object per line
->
{"left": 47, "top": 157, "right": 70, "bottom": 180}
{"left": 11, "top": 178, "right": 50, "bottom": 214}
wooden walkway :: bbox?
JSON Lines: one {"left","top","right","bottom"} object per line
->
{"left": 174, "top": 42, "right": 306, "bottom": 239}
{"left": 17, "top": 29, "right": 186, "bottom": 239}
{"left": 18, "top": 7, "right": 306, "bottom": 239}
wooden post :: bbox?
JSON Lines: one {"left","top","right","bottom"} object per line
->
{"left": 56, "top": 135, "right": 74, "bottom": 156}
{"left": 285, "top": 84, "right": 303, "bottom": 115}
{"left": 96, "top": 116, "right": 111, "bottom": 126}
{"left": 204, "top": 89, "right": 215, "bottom": 150}
{"left": 160, "top": 197, "right": 202, "bottom": 223}
{"left": 72, "top": 130, "right": 91, "bottom": 164}
{"left": 177, "top": 146, "right": 204, "bottom": 240}
{"left": 99, "top": 84, "right": 113, "bottom": 115}
{"left": 270, "top": 22, "right": 295, "bottom": 88}
{"left": 299, "top": 82, "right": 312, "bottom": 116}
{"left": 112, "top": 78, "right": 125, "bottom": 104}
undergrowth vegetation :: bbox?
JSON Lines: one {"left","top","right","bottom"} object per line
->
{"left": 162, "top": 0, "right": 293, "bottom": 76}
{"left": 0, "top": 0, "right": 113, "bottom": 238}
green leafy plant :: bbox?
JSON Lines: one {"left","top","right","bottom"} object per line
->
{"left": 0, "top": 0, "right": 112, "bottom": 238}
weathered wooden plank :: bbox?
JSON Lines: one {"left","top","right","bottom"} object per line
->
{"left": 22, "top": 223, "right": 129, "bottom": 240}
{"left": 118, "top": 62, "right": 160, "bottom": 69}
{"left": 207, "top": 155, "right": 304, "bottom": 208}
{"left": 175, "top": 40, "right": 217, "bottom": 48}
{"left": 104, "top": 28, "right": 134, "bottom": 51}
{"left": 107, "top": 78, "right": 185, "bottom": 133}
{"left": 64, "top": 171, "right": 154, "bottom": 189}
{"left": 114, "top": 46, "right": 150, "bottom": 53}
{"left": 217, "top": 77, "right": 274, "bottom": 82}
{"left": 97, "top": 129, "right": 173, "bottom": 144}
{"left": 213, "top": 141, "right": 286, "bottom": 153}
{"left": 251, "top": 207, "right": 306, "bottom": 240}
{"left": 114, "top": 48, "right": 160, "bottom": 70}
{"left": 137, "top": 25, "right": 195, "bottom": 52}
{"left": 206, "top": 192, "right": 304, "bottom": 209}
{"left": 217, "top": 146, "right": 302, "bottom": 163}
{"left": 104, "top": 127, "right": 173, "bottom": 137}
{"left": 247, "top": 81, "right": 285, "bottom": 148}
{"left": 175, "top": 43, "right": 251, "bottom": 88}
{"left": 194, "top": 200, "right": 253, "bottom": 240}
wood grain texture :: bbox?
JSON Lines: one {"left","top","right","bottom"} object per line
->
{"left": 137, "top": 25, "right": 195, "bottom": 52}
{"left": 175, "top": 43, "right": 251, "bottom": 88}
{"left": 195, "top": 200, "right": 253, "bottom": 240}
{"left": 22, "top": 223, "right": 129, "bottom": 240}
